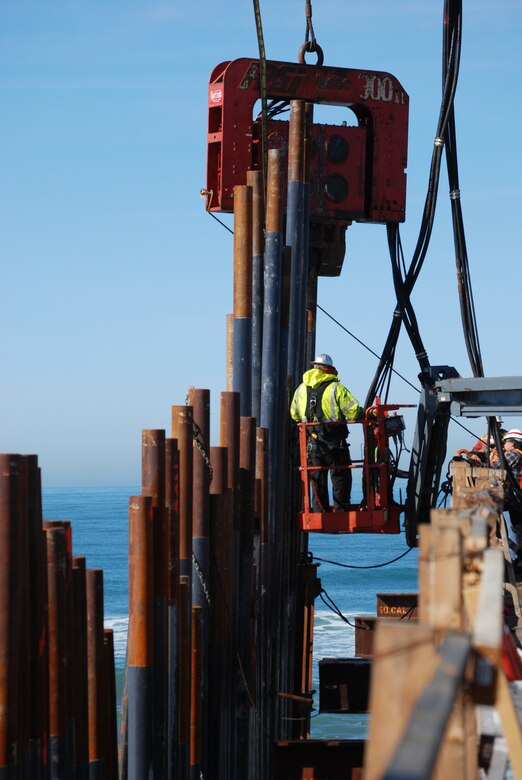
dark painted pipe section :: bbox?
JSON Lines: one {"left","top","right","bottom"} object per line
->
{"left": 247, "top": 169, "right": 265, "bottom": 423}
{"left": 177, "top": 576, "right": 191, "bottom": 780}
{"left": 233, "top": 184, "right": 253, "bottom": 416}
{"left": 190, "top": 606, "right": 202, "bottom": 780}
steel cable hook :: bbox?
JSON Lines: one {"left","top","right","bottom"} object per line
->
{"left": 298, "top": 0, "right": 324, "bottom": 65}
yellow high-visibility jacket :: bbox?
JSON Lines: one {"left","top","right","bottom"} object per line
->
{"left": 290, "top": 368, "right": 363, "bottom": 423}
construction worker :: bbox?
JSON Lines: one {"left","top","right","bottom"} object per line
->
{"left": 492, "top": 429, "right": 522, "bottom": 558}
{"left": 290, "top": 354, "right": 363, "bottom": 512}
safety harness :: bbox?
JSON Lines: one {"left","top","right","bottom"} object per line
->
{"left": 305, "top": 380, "right": 348, "bottom": 446}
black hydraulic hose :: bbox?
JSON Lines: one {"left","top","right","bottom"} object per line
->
{"left": 365, "top": 0, "right": 463, "bottom": 409}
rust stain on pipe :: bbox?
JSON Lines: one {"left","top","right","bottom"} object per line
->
{"left": 128, "top": 496, "right": 153, "bottom": 667}
{"left": 288, "top": 100, "right": 305, "bottom": 183}
{"left": 233, "top": 184, "right": 253, "bottom": 318}
{"left": 266, "top": 149, "right": 284, "bottom": 234}
{"left": 171, "top": 406, "right": 194, "bottom": 573}
{"left": 188, "top": 389, "right": 210, "bottom": 539}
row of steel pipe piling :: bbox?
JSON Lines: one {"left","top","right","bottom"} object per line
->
{"left": 188, "top": 388, "right": 210, "bottom": 780}
{"left": 142, "top": 428, "right": 168, "bottom": 780}
{"left": 127, "top": 495, "right": 154, "bottom": 780}
{"left": 247, "top": 169, "right": 265, "bottom": 423}
{"left": 0, "top": 455, "right": 117, "bottom": 780}
{"left": 233, "top": 184, "right": 253, "bottom": 417}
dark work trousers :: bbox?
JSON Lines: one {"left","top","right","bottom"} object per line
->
{"left": 309, "top": 442, "right": 352, "bottom": 512}
{"left": 508, "top": 507, "right": 522, "bottom": 553}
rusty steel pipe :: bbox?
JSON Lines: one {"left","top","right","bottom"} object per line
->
{"left": 260, "top": 149, "right": 284, "bottom": 440}
{"left": 127, "top": 495, "right": 153, "bottom": 780}
{"left": 247, "top": 169, "right": 265, "bottom": 423}
{"left": 233, "top": 184, "right": 253, "bottom": 416}
{"left": 165, "top": 438, "right": 180, "bottom": 779}
{"left": 142, "top": 428, "right": 167, "bottom": 780}
{"left": 172, "top": 405, "right": 194, "bottom": 581}
{"left": 188, "top": 388, "right": 210, "bottom": 780}
{"left": 103, "top": 629, "right": 118, "bottom": 780}
{"left": 44, "top": 520, "right": 75, "bottom": 776}
{"left": 16, "top": 456, "right": 30, "bottom": 776}
{"left": 286, "top": 100, "right": 308, "bottom": 389}
{"left": 255, "top": 428, "right": 270, "bottom": 780}
{"left": 25, "top": 455, "right": 48, "bottom": 779}
{"left": 45, "top": 525, "right": 69, "bottom": 779}
{"left": 72, "top": 556, "right": 89, "bottom": 780}
{"left": 0, "top": 455, "right": 22, "bottom": 775}
{"left": 86, "top": 568, "right": 105, "bottom": 780}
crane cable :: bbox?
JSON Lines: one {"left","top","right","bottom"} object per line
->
{"left": 365, "top": 0, "right": 464, "bottom": 409}
{"left": 252, "top": 0, "right": 268, "bottom": 196}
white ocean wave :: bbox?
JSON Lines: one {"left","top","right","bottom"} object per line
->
{"left": 104, "top": 616, "right": 128, "bottom": 663}
{"left": 313, "top": 608, "right": 360, "bottom": 659}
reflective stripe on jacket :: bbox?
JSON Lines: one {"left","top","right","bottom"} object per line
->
{"left": 290, "top": 368, "right": 363, "bottom": 422}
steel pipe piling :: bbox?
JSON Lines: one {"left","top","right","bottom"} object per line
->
{"left": 233, "top": 184, "right": 253, "bottom": 416}
{"left": 247, "top": 169, "right": 265, "bottom": 423}
{"left": 127, "top": 496, "right": 154, "bottom": 780}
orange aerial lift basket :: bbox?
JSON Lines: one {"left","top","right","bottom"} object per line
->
{"left": 296, "top": 401, "right": 413, "bottom": 534}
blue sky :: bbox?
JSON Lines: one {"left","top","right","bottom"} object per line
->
{"left": 1, "top": 1, "right": 521, "bottom": 486}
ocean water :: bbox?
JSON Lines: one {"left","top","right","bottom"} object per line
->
{"left": 42, "top": 485, "right": 418, "bottom": 740}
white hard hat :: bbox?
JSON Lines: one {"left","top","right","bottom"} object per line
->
{"left": 311, "top": 353, "right": 334, "bottom": 368}
{"left": 503, "top": 429, "right": 522, "bottom": 442}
